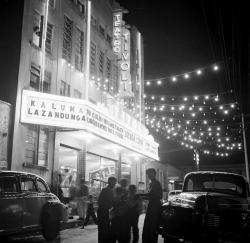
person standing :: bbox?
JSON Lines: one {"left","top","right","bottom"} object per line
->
{"left": 83, "top": 194, "right": 98, "bottom": 227}
{"left": 142, "top": 168, "right": 163, "bottom": 243}
{"left": 127, "top": 184, "right": 143, "bottom": 243}
{"left": 97, "top": 176, "right": 117, "bottom": 243}
{"left": 76, "top": 179, "right": 89, "bottom": 227}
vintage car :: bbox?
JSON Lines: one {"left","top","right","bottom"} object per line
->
{"left": 168, "top": 190, "right": 182, "bottom": 202}
{"left": 0, "top": 170, "right": 67, "bottom": 240}
{"left": 160, "top": 171, "right": 250, "bottom": 243}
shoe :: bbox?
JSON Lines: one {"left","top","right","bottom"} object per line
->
{"left": 81, "top": 225, "right": 85, "bottom": 229}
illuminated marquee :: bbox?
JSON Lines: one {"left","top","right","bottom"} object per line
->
{"left": 20, "top": 90, "right": 159, "bottom": 160}
{"left": 113, "top": 11, "right": 122, "bottom": 55}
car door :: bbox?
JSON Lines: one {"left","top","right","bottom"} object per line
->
{"left": 0, "top": 175, "right": 23, "bottom": 231}
{"left": 20, "top": 176, "right": 41, "bottom": 228}
{"left": 35, "top": 178, "right": 52, "bottom": 213}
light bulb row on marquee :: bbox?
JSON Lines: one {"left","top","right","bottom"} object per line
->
{"left": 145, "top": 63, "right": 221, "bottom": 86}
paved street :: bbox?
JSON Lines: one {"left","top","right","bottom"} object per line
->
{"left": 3, "top": 214, "right": 164, "bottom": 243}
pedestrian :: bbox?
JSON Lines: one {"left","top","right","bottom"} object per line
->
{"left": 97, "top": 176, "right": 117, "bottom": 243}
{"left": 76, "top": 178, "right": 89, "bottom": 228}
{"left": 83, "top": 194, "right": 98, "bottom": 227}
{"left": 127, "top": 184, "right": 143, "bottom": 243}
{"left": 118, "top": 178, "right": 128, "bottom": 199}
{"left": 142, "top": 168, "right": 163, "bottom": 243}
{"left": 110, "top": 187, "right": 130, "bottom": 243}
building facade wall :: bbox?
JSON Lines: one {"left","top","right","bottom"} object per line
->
{"left": 5, "top": 0, "right": 161, "bottom": 197}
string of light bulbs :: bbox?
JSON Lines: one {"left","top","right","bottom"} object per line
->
{"left": 144, "top": 62, "right": 222, "bottom": 86}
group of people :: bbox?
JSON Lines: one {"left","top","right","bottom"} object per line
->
{"left": 97, "top": 168, "right": 163, "bottom": 243}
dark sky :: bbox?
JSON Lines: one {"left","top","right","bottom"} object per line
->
{"left": 116, "top": 0, "right": 249, "bottom": 168}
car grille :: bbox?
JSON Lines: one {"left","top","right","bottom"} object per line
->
{"left": 206, "top": 213, "right": 220, "bottom": 227}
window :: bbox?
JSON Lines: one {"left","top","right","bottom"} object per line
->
{"left": 33, "top": 11, "right": 43, "bottom": 47}
{"left": 91, "top": 16, "right": 97, "bottom": 27}
{"left": 106, "top": 34, "right": 112, "bottom": 45}
{"left": 25, "top": 126, "right": 38, "bottom": 164}
{"left": 75, "top": 28, "right": 84, "bottom": 71}
{"left": 38, "top": 128, "right": 49, "bottom": 166}
{"left": 74, "top": 89, "right": 82, "bottom": 98}
{"left": 99, "top": 25, "right": 105, "bottom": 37}
{"left": 45, "top": 22, "right": 53, "bottom": 53}
{"left": 21, "top": 177, "right": 37, "bottom": 192}
{"left": 60, "top": 80, "right": 70, "bottom": 96}
{"left": 49, "top": 0, "right": 55, "bottom": 8}
{"left": 62, "top": 15, "right": 73, "bottom": 62}
{"left": 90, "top": 41, "right": 96, "bottom": 74}
{"left": 30, "top": 65, "right": 40, "bottom": 90}
{"left": 36, "top": 179, "right": 48, "bottom": 193}
{"left": 77, "top": 0, "right": 85, "bottom": 14}
{"left": 43, "top": 70, "right": 51, "bottom": 93}
{"left": 106, "top": 58, "right": 111, "bottom": 80}
{"left": 0, "top": 177, "right": 18, "bottom": 194}
{"left": 98, "top": 50, "right": 104, "bottom": 74}
{"left": 25, "top": 126, "right": 48, "bottom": 166}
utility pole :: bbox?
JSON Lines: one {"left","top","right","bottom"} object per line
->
{"left": 241, "top": 113, "right": 249, "bottom": 184}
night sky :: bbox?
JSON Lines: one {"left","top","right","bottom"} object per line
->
{"left": 116, "top": 0, "right": 250, "bottom": 168}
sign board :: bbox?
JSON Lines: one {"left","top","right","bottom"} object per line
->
{"left": 0, "top": 100, "right": 11, "bottom": 169}
{"left": 20, "top": 90, "right": 159, "bottom": 160}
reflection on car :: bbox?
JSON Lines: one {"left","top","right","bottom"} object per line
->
{"left": 0, "top": 170, "right": 67, "bottom": 241}
{"left": 159, "top": 171, "right": 250, "bottom": 243}
{"left": 168, "top": 190, "right": 182, "bottom": 202}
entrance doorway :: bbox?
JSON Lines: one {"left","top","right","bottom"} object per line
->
{"left": 58, "top": 145, "right": 79, "bottom": 202}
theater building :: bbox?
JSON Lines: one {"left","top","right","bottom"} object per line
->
{"left": 0, "top": 0, "right": 159, "bottom": 198}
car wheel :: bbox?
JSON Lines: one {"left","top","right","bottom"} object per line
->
{"left": 41, "top": 209, "right": 60, "bottom": 241}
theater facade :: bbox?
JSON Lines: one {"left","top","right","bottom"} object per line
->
{"left": 1, "top": 0, "right": 160, "bottom": 198}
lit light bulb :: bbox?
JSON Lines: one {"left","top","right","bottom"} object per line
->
{"left": 230, "top": 104, "right": 235, "bottom": 108}
{"left": 213, "top": 65, "right": 219, "bottom": 71}
{"left": 171, "top": 106, "right": 175, "bottom": 110}
{"left": 157, "top": 80, "right": 162, "bottom": 85}
{"left": 161, "top": 97, "right": 165, "bottom": 101}
{"left": 172, "top": 76, "right": 177, "bottom": 82}
{"left": 191, "top": 113, "right": 196, "bottom": 117}
{"left": 151, "top": 96, "right": 155, "bottom": 100}
{"left": 194, "top": 96, "right": 199, "bottom": 100}
{"left": 146, "top": 81, "right": 151, "bottom": 86}
{"left": 205, "top": 95, "right": 209, "bottom": 100}
{"left": 224, "top": 110, "right": 229, "bottom": 114}
{"left": 184, "top": 74, "right": 189, "bottom": 79}
{"left": 183, "top": 97, "right": 188, "bottom": 101}
{"left": 196, "top": 69, "right": 202, "bottom": 75}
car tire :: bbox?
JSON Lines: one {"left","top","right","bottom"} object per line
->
{"left": 41, "top": 208, "right": 60, "bottom": 241}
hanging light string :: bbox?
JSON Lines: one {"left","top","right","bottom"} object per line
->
{"left": 147, "top": 115, "right": 242, "bottom": 157}
{"left": 144, "top": 62, "right": 222, "bottom": 85}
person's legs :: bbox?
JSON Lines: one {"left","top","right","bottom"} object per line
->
{"left": 84, "top": 210, "right": 90, "bottom": 226}
{"left": 97, "top": 209, "right": 110, "bottom": 243}
{"left": 131, "top": 214, "right": 139, "bottom": 243}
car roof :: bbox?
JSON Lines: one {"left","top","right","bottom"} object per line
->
{"left": 185, "top": 171, "right": 246, "bottom": 180}
{"left": 0, "top": 170, "right": 45, "bottom": 181}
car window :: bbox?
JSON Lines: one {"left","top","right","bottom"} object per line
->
{"left": 21, "top": 177, "right": 37, "bottom": 192}
{"left": 0, "top": 176, "right": 18, "bottom": 193}
{"left": 36, "top": 179, "right": 48, "bottom": 193}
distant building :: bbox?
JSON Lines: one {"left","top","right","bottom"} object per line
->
{"left": 0, "top": 0, "right": 159, "bottom": 198}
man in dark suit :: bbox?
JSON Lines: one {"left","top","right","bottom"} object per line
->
{"left": 97, "top": 176, "right": 117, "bottom": 243}
{"left": 142, "top": 168, "right": 163, "bottom": 243}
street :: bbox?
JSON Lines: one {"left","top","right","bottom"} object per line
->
{"left": 3, "top": 214, "right": 164, "bottom": 243}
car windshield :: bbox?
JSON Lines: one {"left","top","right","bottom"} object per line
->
{"left": 183, "top": 173, "right": 246, "bottom": 197}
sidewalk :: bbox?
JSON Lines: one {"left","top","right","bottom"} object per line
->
{"left": 61, "top": 214, "right": 164, "bottom": 243}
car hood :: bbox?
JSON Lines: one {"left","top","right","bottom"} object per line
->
{"left": 167, "top": 192, "right": 248, "bottom": 211}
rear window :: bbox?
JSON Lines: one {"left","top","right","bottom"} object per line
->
{"left": 21, "top": 177, "right": 37, "bottom": 192}
{"left": 0, "top": 176, "right": 18, "bottom": 193}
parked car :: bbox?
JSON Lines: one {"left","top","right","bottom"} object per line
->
{"left": 159, "top": 171, "right": 250, "bottom": 243}
{"left": 0, "top": 170, "right": 67, "bottom": 241}
{"left": 168, "top": 190, "right": 182, "bottom": 202}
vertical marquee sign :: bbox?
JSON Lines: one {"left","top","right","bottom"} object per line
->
{"left": 113, "top": 10, "right": 132, "bottom": 96}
